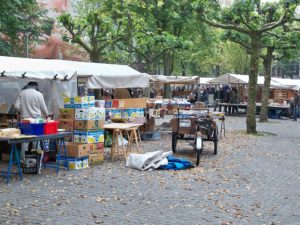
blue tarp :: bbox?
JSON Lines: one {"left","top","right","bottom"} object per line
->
{"left": 159, "top": 156, "right": 194, "bottom": 170}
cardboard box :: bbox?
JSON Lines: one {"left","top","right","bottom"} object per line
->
{"left": 112, "top": 100, "right": 119, "bottom": 108}
{"left": 110, "top": 109, "right": 122, "bottom": 118}
{"left": 59, "top": 108, "right": 75, "bottom": 120}
{"left": 0, "top": 128, "right": 21, "bottom": 137}
{"left": 123, "top": 98, "right": 147, "bottom": 108}
{"left": 74, "top": 120, "right": 104, "bottom": 130}
{"left": 126, "top": 108, "right": 145, "bottom": 118}
{"left": 60, "top": 142, "right": 90, "bottom": 157}
{"left": 89, "top": 153, "right": 104, "bottom": 165}
{"left": 73, "top": 130, "right": 104, "bottom": 143}
{"left": 105, "top": 100, "right": 112, "bottom": 108}
{"left": 0, "top": 104, "right": 11, "bottom": 114}
{"left": 75, "top": 108, "right": 105, "bottom": 120}
{"left": 1, "top": 151, "right": 21, "bottom": 161}
{"left": 1, "top": 153, "right": 10, "bottom": 161}
{"left": 90, "top": 143, "right": 104, "bottom": 154}
{"left": 58, "top": 119, "right": 74, "bottom": 131}
{"left": 59, "top": 156, "right": 89, "bottom": 170}
{"left": 64, "top": 96, "right": 95, "bottom": 108}
{"left": 95, "top": 100, "right": 105, "bottom": 108}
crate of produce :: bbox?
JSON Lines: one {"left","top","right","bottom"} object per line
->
{"left": 44, "top": 121, "right": 59, "bottom": 134}
{"left": 18, "top": 123, "right": 45, "bottom": 135}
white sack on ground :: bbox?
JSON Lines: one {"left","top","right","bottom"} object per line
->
{"left": 126, "top": 150, "right": 172, "bottom": 171}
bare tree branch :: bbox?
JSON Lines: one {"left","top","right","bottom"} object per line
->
{"left": 199, "top": 16, "right": 251, "bottom": 35}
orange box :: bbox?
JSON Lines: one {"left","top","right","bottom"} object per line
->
{"left": 58, "top": 119, "right": 74, "bottom": 131}
{"left": 59, "top": 108, "right": 75, "bottom": 120}
{"left": 60, "top": 142, "right": 90, "bottom": 157}
{"left": 73, "top": 120, "right": 104, "bottom": 130}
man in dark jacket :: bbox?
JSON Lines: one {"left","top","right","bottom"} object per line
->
{"left": 293, "top": 90, "right": 300, "bottom": 121}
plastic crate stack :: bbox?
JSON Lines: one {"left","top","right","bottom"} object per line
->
{"left": 58, "top": 96, "right": 105, "bottom": 169}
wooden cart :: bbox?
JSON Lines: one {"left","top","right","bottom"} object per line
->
{"left": 171, "top": 109, "right": 218, "bottom": 165}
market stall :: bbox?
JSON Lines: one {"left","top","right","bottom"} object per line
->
{"left": 0, "top": 56, "right": 77, "bottom": 124}
{"left": 149, "top": 75, "right": 200, "bottom": 97}
{"left": 208, "top": 73, "right": 288, "bottom": 102}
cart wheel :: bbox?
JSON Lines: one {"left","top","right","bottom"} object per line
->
{"left": 172, "top": 133, "right": 177, "bottom": 153}
{"left": 195, "top": 134, "right": 203, "bottom": 166}
{"left": 213, "top": 129, "right": 218, "bottom": 155}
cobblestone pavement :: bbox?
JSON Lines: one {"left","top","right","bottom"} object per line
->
{"left": 0, "top": 116, "right": 299, "bottom": 225}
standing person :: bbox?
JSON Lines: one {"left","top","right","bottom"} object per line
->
{"left": 14, "top": 81, "right": 49, "bottom": 163}
{"left": 293, "top": 89, "right": 300, "bottom": 121}
{"left": 14, "top": 81, "right": 49, "bottom": 119}
{"left": 229, "top": 87, "right": 239, "bottom": 115}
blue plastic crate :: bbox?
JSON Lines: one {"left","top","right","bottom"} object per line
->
{"left": 142, "top": 131, "right": 161, "bottom": 141}
{"left": 18, "top": 123, "right": 45, "bottom": 135}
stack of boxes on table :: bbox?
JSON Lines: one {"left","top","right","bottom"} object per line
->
{"left": 104, "top": 98, "right": 146, "bottom": 123}
{"left": 59, "top": 96, "right": 105, "bottom": 169}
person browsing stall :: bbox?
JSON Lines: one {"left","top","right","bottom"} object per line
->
{"left": 14, "top": 82, "right": 49, "bottom": 119}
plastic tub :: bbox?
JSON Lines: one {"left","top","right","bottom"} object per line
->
{"left": 18, "top": 123, "right": 45, "bottom": 135}
{"left": 44, "top": 121, "right": 59, "bottom": 134}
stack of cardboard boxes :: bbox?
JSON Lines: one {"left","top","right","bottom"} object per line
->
{"left": 105, "top": 98, "right": 146, "bottom": 121}
{"left": 58, "top": 96, "right": 105, "bottom": 169}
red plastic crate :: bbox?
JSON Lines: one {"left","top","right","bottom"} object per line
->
{"left": 44, "top": 121, "right": 59, "bottom": 134}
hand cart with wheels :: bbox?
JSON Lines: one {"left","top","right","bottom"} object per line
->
{"left": 170, "top": 108, "right": 218, "bottom": 166}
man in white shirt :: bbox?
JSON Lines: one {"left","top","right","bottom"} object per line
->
{"left": 14, "top": 82, "right": 48, "bottom": 119}
{"left": 14, "top": 82, "right": 49, "bottom": 164}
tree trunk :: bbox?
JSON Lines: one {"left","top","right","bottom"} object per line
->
{"left": 90, "top": 52, "right": 101, "bottom": 62}
{"left": 181, "top": 60, "right": 187, "bottom": 76}
{"left": 259, "top": 48, "right": 273, "bottom": 122}
{"left": 246, "top": 35, "right": 261, "bottom": 134}
{"left": 163, "top": 52, "right": 172, "bottom": 98}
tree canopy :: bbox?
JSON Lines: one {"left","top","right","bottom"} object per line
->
{"left": 0, "top": 0, "right": 51, "bottom": 56}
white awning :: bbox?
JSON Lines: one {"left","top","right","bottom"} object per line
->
{"left": 148, "top": 75, "right": 199, "bottom": 84}
{"left": 0, "top": 56, "right": 149, "bottom": 88}
{"left": 0, "top": 56, "right": 76, "bottom": 80}
{"left": 209, "top": 73, "right": 269, "bottom": 85}
{"left": 271, "top": 77, "right": 300, "bottom": 90}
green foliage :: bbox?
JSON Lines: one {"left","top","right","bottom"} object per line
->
{"left": 59, "top": 0, "right": 131, "bottom": 62}
{"left": 196, "top": 0, "right": 300, "bottom": 133}
{"left": 0, "top": 0, "right": 50, "bottom": 56}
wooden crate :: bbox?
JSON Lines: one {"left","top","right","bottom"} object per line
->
{"left": 273, "top": 89, "right": 287, "bottom": 103}
{"left": 170, "top": 118, "right": 197, "bottom": 135}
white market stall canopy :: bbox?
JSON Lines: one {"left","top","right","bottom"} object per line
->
{"left": 71, "top": 61, "right": 149, "bottom": 88}
{"left": 148, "top": 75, "right": 199, "bottom": 84}
{"left": 0, "top": 56, "right": 149, "bottom": 88}
{"left": 0, "top": 56, "right": 76, "bottom": 80}
{"left": 208, "top": 73, "right": 285, "bottom": 87}
{"left": 208, "top": 74, "right": 266, "bottom": 85}
{"left": 271, "top": 77, "right": 300, "bottom": 91}
{"left": 199, "top": 77, "right": 214, "bottom": 84}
